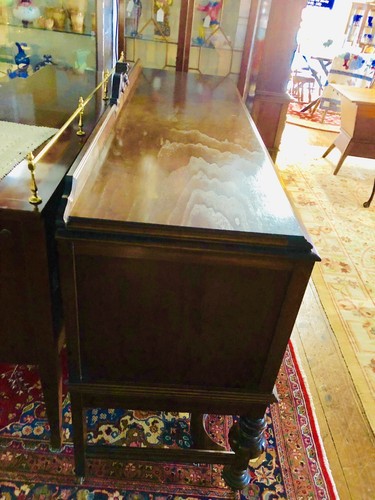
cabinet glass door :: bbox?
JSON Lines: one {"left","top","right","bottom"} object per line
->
{"left": 189, "top": 0, "right": 252, "bottom": 81}
{"left": 123, "top": 0, "right": 253, "bottom": 80}
{"left": 0, "top": 0, "right": 115, "bottom": 83}
{"left": 123, "top": 0, "right": 182, "bottom": 69}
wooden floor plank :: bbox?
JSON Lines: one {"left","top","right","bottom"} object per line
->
{"left": 293, "top": 283, "right": 375, "bottom": 498}
{"left": 280, "top": 123, "right": 375, "bottom": 498}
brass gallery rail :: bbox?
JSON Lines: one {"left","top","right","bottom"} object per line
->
{"left": 27, "top": 66, "right": 115, "bottom": 206}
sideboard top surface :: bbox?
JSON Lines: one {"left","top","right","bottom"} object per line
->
{"left": 66, "top": 69, "right": 315, "bottom": 253}
{"left": 331, "top": 84, "right": 375, "bottom": 104}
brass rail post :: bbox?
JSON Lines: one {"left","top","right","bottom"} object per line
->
{"left": 76, "top": 96, "right": 86, "bottom": 136}
{"left": 25, "top": 62, "right": 118, "bottom": 205}
{"left": 27, "top": 152, "right": 42, "bottom": 205}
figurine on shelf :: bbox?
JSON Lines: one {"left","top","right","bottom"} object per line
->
{"left": 154, "top": 0, "right": 173, "bottom": 38}
{"left": 195, "top": 1, "right": 222, "bottom": 46}
{"left": 8, "top": 42, "right": 30, "bottom": 79}
{"left": 13, "top": 0, "right": 41, "bottom": 28}
{"left": 125, "top": 0, "right": 142, "bottom": 37}
{"left": 34, "top": 54, "right": 55, "bottom": 72}
{"left": 198, "top": 1, "right": 222, "bottom": 26}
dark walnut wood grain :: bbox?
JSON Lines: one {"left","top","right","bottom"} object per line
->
{"left": 57, "top": 67, "right": 319, "bottom": 489}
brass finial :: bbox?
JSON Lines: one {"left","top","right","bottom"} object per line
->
{"left": 103, "top": 69, "right": 110, "bottom": 100}
{"left": 119, "top": 51, "right": 125, "bottom": 62}
{"left": 27, "top": 152, "right": 42, "bottom": 205}
{"left": 76, "top": 96, "right": 86, "bottom": 136}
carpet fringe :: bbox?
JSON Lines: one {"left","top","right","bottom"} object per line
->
{"left": 288, "top": 340, "right": 340, "bottom": 500}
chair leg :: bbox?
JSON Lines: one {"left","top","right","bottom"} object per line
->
{"left": 70, "top": 392, "right": 87, "bottom": 479}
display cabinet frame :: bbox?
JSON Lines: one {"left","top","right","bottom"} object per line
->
{"left": 345, "top": 2, "right": 375, "bottom": 49}
{"left": 121, "top": 0, "right": 254, "bottom": 84}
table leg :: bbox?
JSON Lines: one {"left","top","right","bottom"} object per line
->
{"left": 71, "top": 392, "right": 87, "bottom": 479}
{"left": 333, "top": 152, "right": 348, "bottom": 175}
{"left": 222, "top": 415, "right": 267, "bottom": 490}
{"left": 363, "top": 178, "right": 375, "bottom": 208}
{"left": 190, "top": 413, "right": 223, "bottom": 450}
{"left": 322, "top": 143, "right": 335, "bottom": 158}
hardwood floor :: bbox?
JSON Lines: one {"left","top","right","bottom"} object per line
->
{"left": 278, "top": 123, "right": 375, "bottom": 499}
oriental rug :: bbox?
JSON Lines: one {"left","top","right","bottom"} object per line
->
{"left": 286, "top": 102, "right": 340, "bottom": 133}
{"left": 0, "top": 344, "right": 337, "bottom": 499}
{"left": 276, "top": 141, "right": 375, "bottom": 434}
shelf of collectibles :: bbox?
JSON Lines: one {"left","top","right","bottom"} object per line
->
{"left": 0, "top": 0, "right": 116, "bottom": 82}
{"left": 189, "top": 0, "right": 252, "bottom": 79}
{"left": 123, "top": 0, "right": 253, "bottom": 81}
{"left": 345, "top": 1, "right": 375, "bottom": 51}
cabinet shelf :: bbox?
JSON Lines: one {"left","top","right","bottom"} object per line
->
{"left": 0, "top": 0, "right": 115, "bottom": 74}
{"left": 1, "top": 21, "right": 95, "bottom": 38}
{"left": 191, "top": 42, "right": 242, "bottom": 52}
{"left": 125, "top": 34, "right": 177, "bottom": 44}
{"left": 345, "top": 1, "right": 375, "bottom": 47}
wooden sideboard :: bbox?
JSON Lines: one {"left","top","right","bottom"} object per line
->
{"left": 0, "top": 66, "right": 108, "bottom": 448}
{"left": 57, "top": 64, "right": 320, "bottom": 489}
{"left": 323, "top": 84, "right": 375, "bottom": 174}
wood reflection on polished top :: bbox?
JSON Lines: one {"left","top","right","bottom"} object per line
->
{"left": 58, "top": 67, "right": 320, "bottom": 488}
{"left": 0, "top": 65, "right": 107, "bottom": 211}
{"left": 67, "top": 69, "right": 311, "bottom": 250}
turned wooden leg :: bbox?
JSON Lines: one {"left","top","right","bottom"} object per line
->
{"left": 70, "top": 392, "right": 87, "bottom": 479}
{"left": 39, "top": 355, "right": 63, "bottom": 450}
{"left": 363, "top": 178, "right": 375, "bottom": 208}
{"left": 322, "top": 143, "right": 335, "bottom": 158}
{"left": 222, "top": 415, "right": 267, "bottom": 491}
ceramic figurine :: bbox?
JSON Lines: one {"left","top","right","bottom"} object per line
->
{"left": 197, "top": 0, "right": 222, "bottom": 26}
{"left": 13, "top": 0, "right": 40, "bottom": 28}
{"left": 14, "top": 41, "right": 30, "bottom": 67}
{"left": 195, "top": 1, "right": 222, "bottom": 46}
{"left": 34, "top": 54, "right": 55, "bottom": 72}
{"left": 8, "top": 42, "right": 30, "bottom": 78}
{"left": 125, "top": 0, "right": 142, "bottom": 37}
{"left": 154, "top": 0, "right": 173, "bottom": 37}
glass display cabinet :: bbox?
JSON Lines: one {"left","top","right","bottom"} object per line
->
{"left": 188, "top": 0, "right": 252, "bottom": 79}
{"left": 0, "top": 0, "right": 116, "bottom": 82}
{"left": 345, "top": 1, "right": 375, "bottom": 50}
{"left": 0, "top": 0, "right": 118, "bottom": 451}
{"left": 122, "top": 0, "right": 253, "bottom": 83}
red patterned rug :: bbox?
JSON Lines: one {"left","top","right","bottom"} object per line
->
{"left": 0, "top": 344, "right": 337, "bottom": 498}
{"left": 287, "top": 102, "right": 341, "bottom": 132}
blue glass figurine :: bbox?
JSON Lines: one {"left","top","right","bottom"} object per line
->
{"left": 8, "top": 42, "right": 30, "bottom": 79}
{"left": 35, "top": 54, "right": 55, "bottom": 72}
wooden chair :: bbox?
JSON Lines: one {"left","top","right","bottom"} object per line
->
{"left": 291, "top": 70, "right": 316, "bottom": 103}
